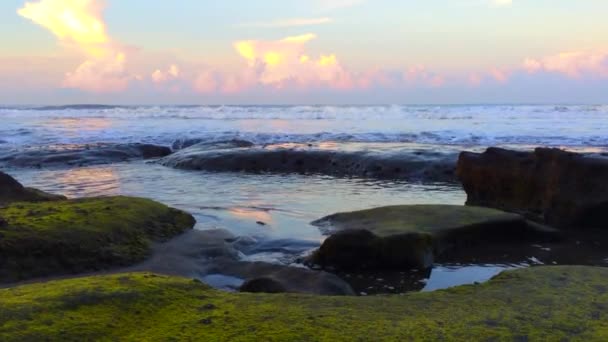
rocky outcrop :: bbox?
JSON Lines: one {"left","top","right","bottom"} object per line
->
{"left": 171, "top": 138, "right": 254, "bottom": 151}
{"left": 0, "top": 143, "right": 171, "bottom": 168}
{"left": 0, "top": 171, "right": 65, "bottom": 204}
{"left": 160, "top": 143, "right": 458, "bottom": 182}
{"left": 0, "top": 196, "right": 195, "bottom": 283}
{"left": 309, "top": 205, "right": 558, "bottom": 271}
{"left": 130, "top": 229, "right": 355, "bottom": 296}
{"left": 457, "top": 147, "right": 608, "bottom": 228}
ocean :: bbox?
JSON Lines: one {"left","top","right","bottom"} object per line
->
{"left": 2, "top": 104, "right": 607, "bottom": 292}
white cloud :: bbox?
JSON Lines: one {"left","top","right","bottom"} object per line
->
{"left": 238, "top": 17, "right": 332, "bottom": 28}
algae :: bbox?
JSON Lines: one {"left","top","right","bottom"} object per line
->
{"left": 0, "top": 266, "right": 607, "bottom": 341}
{"left": 0, "top": 196, "right": 195, "bottom": 282}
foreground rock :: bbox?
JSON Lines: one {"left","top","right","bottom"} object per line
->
{"left": 160, "top": 143, "right": 458, "bottom": 182}
{"left": 310, "top": 205, "right": 558, "bottom": 270}
{"left": 457, "top": 147, "right": 608, "bottom": 228}
{"left": 0, "top": 171, "right": 65, "bottom": 204}
{"left": 1, "top": 266, "right": 607, "bottom": 340}
{"left": 130, "top": 229, "right": 354, "bottom": 296}
{"left": 0, "top": 196, "right": 195, "bottom": 283}
{"left": 0, "top": 143, "right": 171, "bottom": 168}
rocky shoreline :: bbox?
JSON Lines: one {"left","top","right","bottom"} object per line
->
{"left": 2, "top": 146, "right": 608, "bottom": 339}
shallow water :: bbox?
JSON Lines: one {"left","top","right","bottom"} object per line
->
{"left": 3, "top": 104, "right": 608, "bottom": 294}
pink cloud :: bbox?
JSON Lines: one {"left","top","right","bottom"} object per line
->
{"left": 523, "top": 51, "right": 608, "bottom": 78}
{"left": 63, "top": 53, "right": 131, "bottom": 92}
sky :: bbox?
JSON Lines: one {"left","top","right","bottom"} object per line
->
{"left": 1, "top": 0, "right": 608, "bottom": 105}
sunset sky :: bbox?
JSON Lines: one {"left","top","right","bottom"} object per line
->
{"left": 2, "top": 0, "right": 608, "bottom": 104}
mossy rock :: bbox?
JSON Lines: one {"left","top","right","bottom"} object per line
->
{"left": 311, "top": 205, "right": 559, "bottom": 270}
{"left": 0, "top": 171, "right": 65, "bottom": 205}
{"left": 0, "top": 196, "right": 195, "bottom": 283}
{"left": 0, "top": 266, "right": 607, "bottom": 341}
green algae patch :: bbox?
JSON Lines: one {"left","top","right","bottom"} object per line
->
{"left": 312, "top": 205, "right": 523, "bottom": 237}
{"left": 0, "top": 266, "right": 607, "bottom": 341}
{"left": 310, "top": 205, "right": 559, "bottom": 270}
{"left": 0, "top": 196, "right": 195, "bottom": 282}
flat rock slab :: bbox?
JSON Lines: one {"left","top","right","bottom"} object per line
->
{"left": 160, "top": 143, "right": 458, "bottom": 182}
{"left": 310, "top": 205, "right": 559, "bottom": 270}
{"left": 0, "top": 143, "right": 171, "bottom": 168}
{"left": 457, "top": 147, "right": 608, "bottom": 229}
{"left": 1, "top": 266, "right": 608, "bottom": 340}
{"left": 0, "top": 196, "right": 195, "bottom": 283}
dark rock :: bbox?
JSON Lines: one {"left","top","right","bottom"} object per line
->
{"left": 0, "top": 143, "right": 171, "bottom": 168}
{"left": 171, "top": 139, "right": 254, "bottom": 151}
{"left": 130, "top": 229, "right": 355, "bottom": 296}
{"left": 309, "top": 205, "right": 559, "bottom": 271}
{"left": 160, "top": 143, "right": 458, "bottom": 182}
{"left": 457, "top": 147, "right": 608, "bottom": 228}
{"left": 240, "top": 277, "right": 287, "bottom": 293}
{"left": 0, "top": 171, "right": 66, "bottom": 205}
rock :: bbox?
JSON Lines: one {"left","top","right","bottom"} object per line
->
{"left": 130, "top": 229, "right": 354, "bottom": 296}
{"left": 0, "top": 143, "right": 171, "bottom": 168}
{"left": 240, "top": 277, "right": 287, "bottom": 293}
{"left": 160, "top": 143, "right": 458, "bottom": 182}
{"left": 310, "top": 205, "right": 559, "bottom": 271}
{"left": 1, "top": 266, "right": 608, "bottom": 340}
{"left": 457, "top": 147, "right": 608, "bottom": 228}
{"left": 0, "top": 196, "right": 195, "bottom": 283}
{"left": 0, "top": 171, "right": 66, "bottom": 205}
{"left": 171, "top": 139, "right": 254, "bottom": 151}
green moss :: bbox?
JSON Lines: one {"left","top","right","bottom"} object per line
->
{"left": 0, "top": 196, "right": 195, "bottom": 282}
{"left": 0, "top": 266, "right": 607, "bottom": 341}
{"left": 313, "top": 205, "right": 524, "bottom": 237}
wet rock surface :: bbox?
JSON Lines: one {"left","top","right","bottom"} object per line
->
{"left": 0, "top": 171, "right": 65, "bottom": 204}
{"left": 0, "top": 143, "right": 171, "bottom": 168}
{"left": 309, "top": 205, "right": 559, "bottom": 271}
{"left": 171, "top": 138, "right": 254, "bottom": 151}
{"left": 130, "top": 229, "right": 355, "bottom": 296}
{"left": 457, "top": 147, "right": 608, "bottom": 228}
{"left": 160, "top": 143, "right": 458, "bottom": 182}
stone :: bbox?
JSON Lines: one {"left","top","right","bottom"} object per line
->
{"left": 160, "top": 143, "right": 458, "bottom": 182}
{"left": 457, "top": 147, "right": 608, "bottom": 228}
{"left": 310, "top": 205, "right": 559, "bottom": 271}
{"left": 0, "top": 171, "right": 66, "bottom": 205}
{"left": 0, "top": 143, "right": 171, "bottom": 168}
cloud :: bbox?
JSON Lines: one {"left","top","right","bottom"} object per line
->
{"left": 238, "top": 17, "right": 332, "bottom": 28}
{"left": 152, "top": 64, "right": 180, "bottom": 83}
{"left": 18, "top": 0, "right": 133, "bottom": 93}
{"left": 63, "top": 52, "right": 131, "bottom": 92}
{"left": 523, "top": 51, "right": 608, "bottom": 78}
{"left": 316, "top": 0, "right": 365, "bottom": 10}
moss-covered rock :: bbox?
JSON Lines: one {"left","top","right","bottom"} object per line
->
{"left": 311, "top": 205, "right": 559, "bottom": 270}
{"left": 0, "top": 266, "right": 607, "bottom": 341}
{"left": 0, "top": 196, "right": 195, "bottom": 283}
{"left": 0, "top": 171, "right": 65, "bottom": 205}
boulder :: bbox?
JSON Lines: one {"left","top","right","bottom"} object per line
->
{"left": 310, "top": 205, "right": 558, "bottom": 270}
{"left": 0, "top": 143, "right": 171, "bottom": 168}
{"left": 0, "top": 171, "right": 65, "bottom": 205}
{"left": 0, "top": 196, "right": 195, "bottom": 283}
{"left": 457, "top": 147, "right": 608, "bottom": 228}
{"left": 160, "top": 143, "right": 458, "bottom": 182}
{"left": 131, "top": 229, "right": 355, "bottom": 296}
